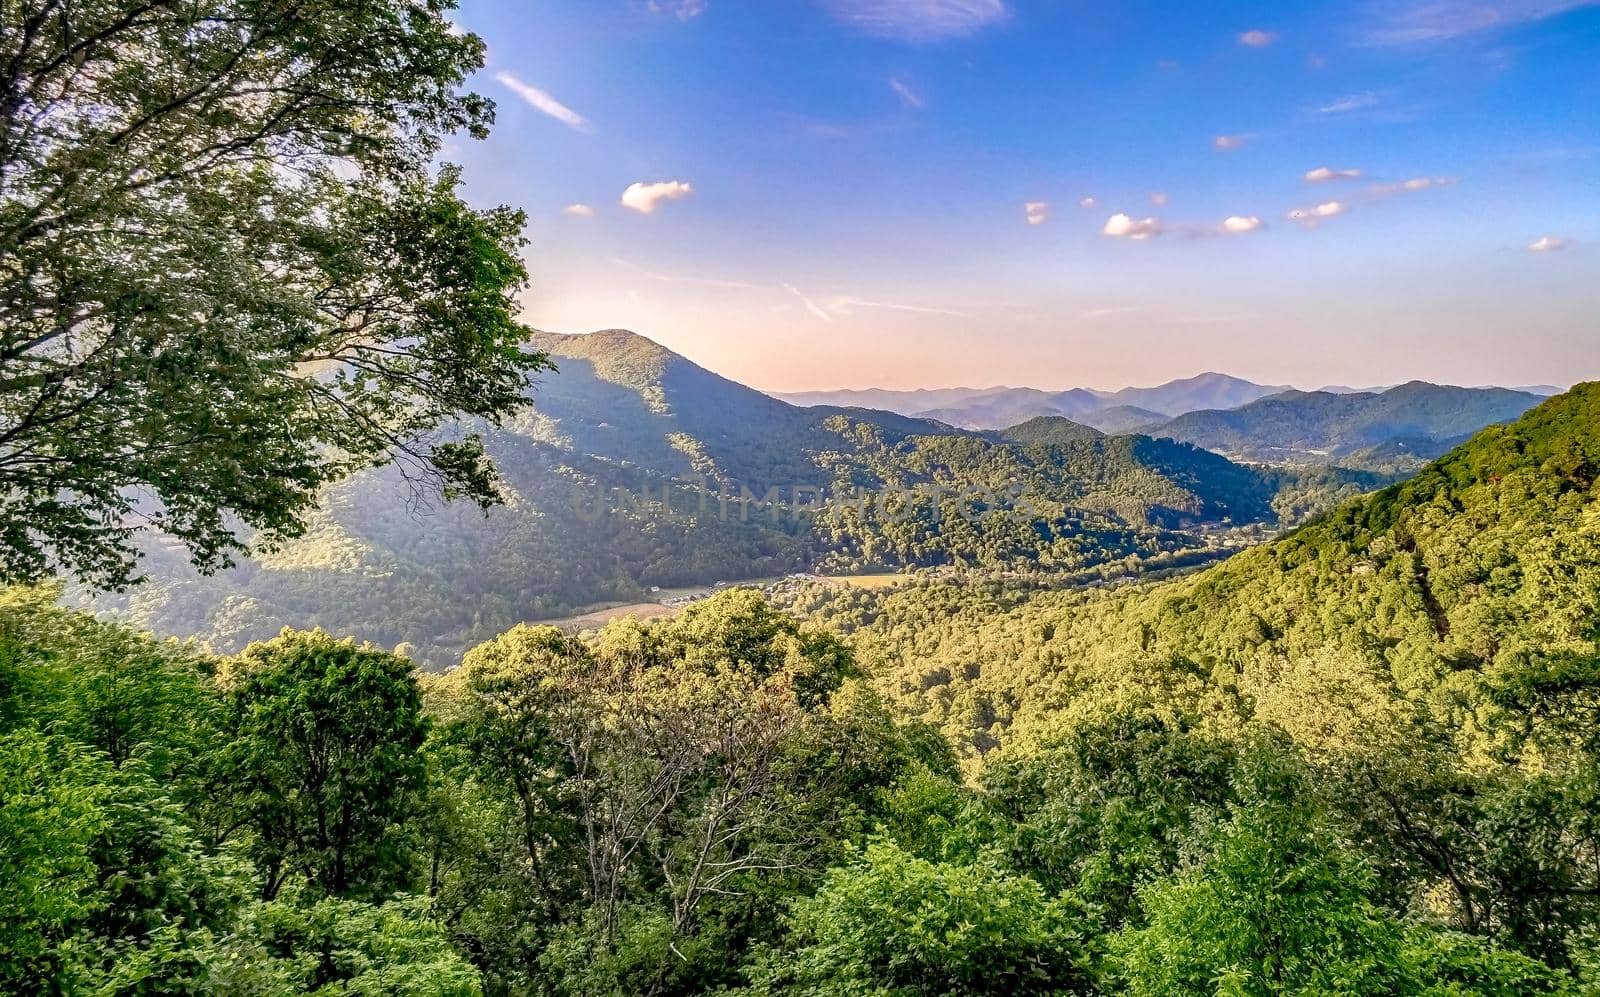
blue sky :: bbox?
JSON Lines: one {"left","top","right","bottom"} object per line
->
{"left": 445, "top": 0, "right": 1600, "bottom": 391}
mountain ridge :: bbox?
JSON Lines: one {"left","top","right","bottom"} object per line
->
{"left": 1149, "top": 382, "right": 1544, "bottom": 468}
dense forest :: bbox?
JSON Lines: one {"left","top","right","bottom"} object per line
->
{"left": 7, "top": 387, "right": 1600, "bottom": 993}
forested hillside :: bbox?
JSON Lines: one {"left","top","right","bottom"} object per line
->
{"left": 10, "top": 385, "right": 1600, "bottom": 994}
{"left": 87, "top": 330, "right": 1363, "bottom": 666}
{"left": 780, "top": 384, "right": 1600, "bottom": 764}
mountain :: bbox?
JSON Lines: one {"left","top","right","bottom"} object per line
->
{"left": 913, "top": 388, "right": 1104, "bottom": 430}
{"left": 1077, "top": 404, "right": 1168, "bottom": 434}
{"left": 521, "top": 329, "right": 954, "bottom": 486}
{"left": 1148, "top": 382, "right": 1544, "bottom": 467}
{"left": 88, "top": 330, "right": 1307, "bottom": 666}
{"left": 998, "top": 416, "right": 1105, "bottom": 447}
{"left": 1099, "top": 371, "right": 1291, "bottom": 417}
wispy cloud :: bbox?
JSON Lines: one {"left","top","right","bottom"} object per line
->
{"left": 620, "top": 180, "right": 695, "bottom": 214}
{"left": 827, "top": 296, "right": 969, "bottom": 317}
{"left": 1528, "top": 235, "right": 1571, "bottom": 252}
{"left": 1305, "top": 166, "right": 1363, "bottom": 182}
{"left": 1081, "top": 305, "right": 1141, "bottom": 320}
{"left": 494, "top": 72, "right": 593, "bottom": 133}
{"left": 564, "top": 203, "right": 596, "bottom": 218}
{"left": 613, "top": 258, "right": 762, "bottom": 289}
{"left": 621, "top": 261, "right": 959, "bottom": 320}
{"left": 783, "top": 285, "right": 838, "bottom": 324}
{"left": 1149, "top": 191, "right": 1169, "bottom": 206}
{"left": 1222, "top": 215, "right": 1265, "bottom": 234}
{"left": 1317, "top": 90, "right": 1381, "bottom": 115}
{"left": 1078, "top": 196, "right": 1098, "bottom": 209}
{"left": 1103, "top": 213, "right": 1165, "bottom": 240}
{"left": 823, "top": 0, "right": 1008, "bottom": 42}
{"left": 1368, "top": 175, "right": 1459, "bottom": 197}
{"left": 890, "top": 77, "right": 925, "bottom": 108}
{"left": 1366, "top": 0, "right": 1600, "bottom": 44}
{"left": 1024, "top": 201, "right": 1050, "bottom": 225}
{"left": 1214, "top": 134, "right": 1253, "bottom": 151}
{"left": 1163, "top": 313, "right": 1254, "bottom": 326}
{"left": 647, "top": 0, "right": 708, "bottom": 20}
{"left": 1239, "top": 28, "right": 1277, "bottom": 46}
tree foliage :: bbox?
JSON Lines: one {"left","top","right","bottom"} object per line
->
{"left": 0, "top": 0, "right": 552, "bottom": 587}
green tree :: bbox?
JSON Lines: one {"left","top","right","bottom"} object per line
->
{"left": 0, "top": 0, "right": 553, "bottom": 588}
{"left": 0, "top": 728, "right": 251, "bottom": 993}
{"left": 207, "top": 895, "right": 482, "bottom": 997}
{"left": 750, "top": 839, "right": 1087, "bottom": 996}
{"left": 1113, "top": 741, "right": 1417, "bottom": 996}
{"left": 219, "top": 630, "right": 429, "bottom": 900}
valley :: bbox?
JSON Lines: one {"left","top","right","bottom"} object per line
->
{"left": 82, "top": 329, "right": 1554, "bottom": 668}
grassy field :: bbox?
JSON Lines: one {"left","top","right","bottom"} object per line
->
{"left": 816, "top": 573, "right": 907, "bottom": 590}
{"left": 530, "top": 573, "right": 907, "bottom": 634}
{"left": 537, "top": 602, "right": 680, "bottom": 632}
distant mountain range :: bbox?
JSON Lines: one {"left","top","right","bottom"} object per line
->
{"left": 778, "top": 374, "right": 1559, "bottom": 434}
{"left": 1152, "top": 382, "right": 1545, "bottom": 467}
{"left": 777, "top": 373, "right": 1289, "bottom": 431}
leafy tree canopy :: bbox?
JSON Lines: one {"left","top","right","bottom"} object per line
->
{"left": 0, "top": 0, "right": 552, "bottom": 588}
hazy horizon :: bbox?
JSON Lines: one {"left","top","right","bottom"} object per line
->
{"left": 537, "top": 326, "right": 1578, "bottom": 397}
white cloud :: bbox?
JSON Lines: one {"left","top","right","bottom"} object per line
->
{"left": 890, "top": 77, "right": 924, "bottom": 108}
{"left": 494, "top": 72, "right": 593, "bottom": 133}
{"left": 1222, "top": 215, "right": 1264, "bottom": 234}
{"left": 1317, "top": 91, "right": 1381, "bottom": 115}
{"left": 1078, "top": 196, "right": 1097, "bottom": 208}
{"left": 620, "top": 180, "right": 695, "bottom": 214}
{"left": 1288, "top": 201, "right": 1346, "bottom": 225}
{"left": 1103, "top": 213, "right": 1164, "bottom": 239}
{"left": 823, "top": 0, "right": 1008, "bottom": 41}
{"left": 1367, "top": 0, "right": 1600, "bottom": 44}
{"left": 1305, "top": 166, "right": 1362, "bottom": 182}
{"left": 564, "top": 203, "right": 596, "bottom": 217}
{"left": 1368, "top": 175, "right": 1459, "bottom": 197}
{"left": 1024, "top": 201, "right": 1050, "bottom": 225}
{"left": 1527, "top": 235, "right": 1570, "bottom": 252}
{"left": 648, "top": 0, "right": 708, "bottom": 19}
{"left": 1149, "top": 191, "right": 1169, "bottom": 206}
{"left": 1214, "top": 134, "right": 1251, "bottom": 151}
{"left": 1239, "top": 28, "right": 1277, "bottom": 46}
